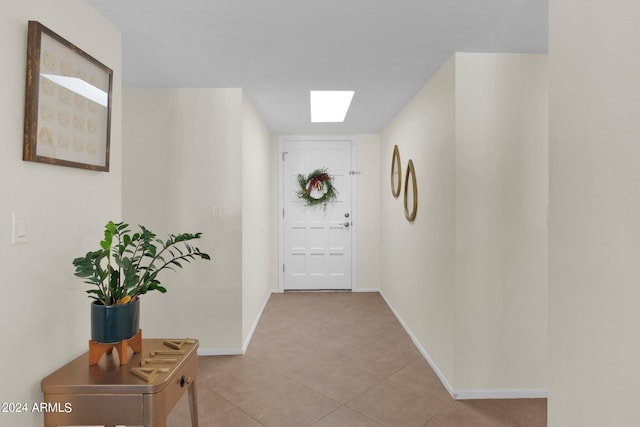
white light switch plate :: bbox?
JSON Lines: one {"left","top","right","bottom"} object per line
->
{"left": 12, "top": 212, "right": 28, "bottom": 245}
{"left": 212, "top": 207, "right": 222, "bottom": 220}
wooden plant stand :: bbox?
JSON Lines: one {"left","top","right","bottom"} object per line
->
{"left": 88, "top": 329, "right": 142, "bottom": 365}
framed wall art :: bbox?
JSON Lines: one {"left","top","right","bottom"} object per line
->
{"left": 23, "top": 21, "right": 113, "bottom": 171}
{"left": 404, "top": 159, "right": 418, "bottom": 222}
{"left": 390, "top": 145, "right": 402, "bottom": 198}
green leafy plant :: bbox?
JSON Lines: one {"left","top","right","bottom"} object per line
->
{"left": 73, "top": 221, "right": 211, "bottom": 306}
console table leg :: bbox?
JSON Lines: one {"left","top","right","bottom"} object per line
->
{"left": 188, "top": 380, "right": 199, "bottom": 427}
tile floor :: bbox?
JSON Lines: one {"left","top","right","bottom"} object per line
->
{"left": 168, "top": 292, "right": 546, "bottom": 426}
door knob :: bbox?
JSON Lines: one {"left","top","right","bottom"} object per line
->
{"left": 344, "top": 213, "right": 350, "bottom": 218}
{"left": 344, "top": 222, "right": 350, "bottom": 227}
{"left": 180, "top": 375, "right": 192, "bottom": 388}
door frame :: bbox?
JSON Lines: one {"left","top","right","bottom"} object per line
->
{"left": 278, "top": 136, "right": 357, "bottom": 293}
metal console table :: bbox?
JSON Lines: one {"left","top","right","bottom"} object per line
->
{"left": 41, "top": 338, "right": 199, "bottom": 427}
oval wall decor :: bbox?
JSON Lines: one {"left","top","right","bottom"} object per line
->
{"left": 404, "top": 159, "right": 417, "bottom": 222}
{"left": 390, "top": 145, "right": 402, "bottom": 198}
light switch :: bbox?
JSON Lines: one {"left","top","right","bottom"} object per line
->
{"left": 12, "top": 212, "right": 28, "bottom": 245}
{"left": 212, "top": 207, "right": 222, "bottom": 220}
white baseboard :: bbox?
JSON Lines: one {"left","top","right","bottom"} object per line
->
{"left": 242, "top": 289, "right": 274, "bottom": 353}
{"left": 197, "top": 289, "right": 274, "bottom": 357}
{"left": 378, "top": 291, "right": 548, "bottom": 401}
{"left": 378, "top": 290, "right": 456, "bottom": 398}
{"left": 353, "top": 287, "right": 381, "bottom": 292}
{"left": 454, "top": 389, "right": 549, "bottom": 400}
{"left": 198, "top": 348, "right": 244, "bottom": 356}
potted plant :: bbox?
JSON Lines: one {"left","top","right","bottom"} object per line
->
{"left": 73, "top": 221, "right": 211, "bottom": 343}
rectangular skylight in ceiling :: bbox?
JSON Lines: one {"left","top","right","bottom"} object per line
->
{"left": 310, "top": 90, "right": 355, "bottom": 123}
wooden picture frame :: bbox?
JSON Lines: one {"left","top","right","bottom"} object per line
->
{"left": 390, "top": 145, "right": 402, "bottom": 198}
{"left": 23, "top": 21, "right": 113, "bottom": 171}
{"left": 404, "top": 159, "right": 417, "bottom": 222}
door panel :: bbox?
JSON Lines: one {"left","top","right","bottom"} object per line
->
{"left": 282, "top": 140, "right": 353, "bottom": 290}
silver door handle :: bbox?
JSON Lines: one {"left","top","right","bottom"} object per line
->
{"left": 344, "top": 222, "right": 350, "bottom": 227}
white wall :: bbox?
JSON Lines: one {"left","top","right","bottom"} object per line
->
{"left": 548, "top": 0, "right": 640, "bottom": 425}
{"left": 354, "top": 134, "right": 381, "bottom": 290}
{"left": 380, "top": 53, "right": 548, "bottom": 396}
{"left": 0, "top": 1, "right": 121, "bottom": 425}
{"left": 123, "top": 88, "right": 244, "bottom": 352}
{"left": 454, "top": 53, "right": 548, "bottom": 392}
{"left": 380, "top": 56, "right": 457, "bottom": 385}
{"left": 242, "top": 92, "right": 276, "bottom": 345}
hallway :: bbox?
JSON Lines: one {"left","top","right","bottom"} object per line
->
{"left": 169, "top": 292, "right": 546, "bottom": 426}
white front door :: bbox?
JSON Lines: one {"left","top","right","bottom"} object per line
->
{"left": 281, "top": 139, "right": 353, "bottom": 290}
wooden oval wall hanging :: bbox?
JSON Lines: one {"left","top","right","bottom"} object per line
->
{"left": 404, "top": 159, "right": 417, "bottom": 222}
{"left": 390, "top": 145, "right": 401, "bottom": 198}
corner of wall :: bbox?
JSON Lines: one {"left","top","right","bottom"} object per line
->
{"left": 379, "top": 52, "right": 548, "bottom": 397}
{"left": 241, "top": 93, "right": 276, "bottom": 343}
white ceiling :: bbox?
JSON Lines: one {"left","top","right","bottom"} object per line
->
{"left": 85, "top": 0, "right": 547, "bottom": 134}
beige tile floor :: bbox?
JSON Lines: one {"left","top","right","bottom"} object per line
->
{"left": 169, "top": 292, "right": 546, "bottom": 426}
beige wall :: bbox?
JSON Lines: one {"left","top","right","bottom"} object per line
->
{"left": 123, "top": 88, "right": 244, "bottom": 352}
{"left": 454, "top": 53, "right": 548, "bottom": 392}
{"left": 354, "top": 134, "right": 382, "bottom": 290}
{"left": 380, "top": 56, "right": 457, "bottom": 386}
{"left": 549, "top": 0, "right": 640, "bottom": 425}
{"left": 0, "top": 1, "right": 121, "bottom": 425}
{"left": 242, "top": 92, "right": 276, "bottom": 344}
{"left": 380, "top": 53, "right": 548, "bottom": 396}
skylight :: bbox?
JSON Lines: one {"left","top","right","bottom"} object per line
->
{"left": 310, "top": 90, "right": 355, "bottom": 123}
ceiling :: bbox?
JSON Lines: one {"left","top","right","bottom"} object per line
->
{"left": 85, "top": 0, "right": 547, "bottom": 134}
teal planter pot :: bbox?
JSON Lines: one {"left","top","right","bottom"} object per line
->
{"left": 91, "top": 299, "right": 140, "bottom": 343}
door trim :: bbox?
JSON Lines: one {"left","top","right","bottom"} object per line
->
{"left": 278, "top": 136, "right": 357, "bottom": 293}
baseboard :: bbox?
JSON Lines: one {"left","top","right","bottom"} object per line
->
{"left": 197, "top": 289, "right": 274, "bottom": 357}
{"left": 378, "top": 290, "right": 549, "bottom": 401}
{"left": 353, "top": 287, "right": 381, "bottom": 292}
{"left": 198, "top": 348, "right": 244, "bottom": 356}
{"left": 241, "top": 289, "right": 275, "bottom": 353}
{"left": 378, "top": 290, "right": 456, "bottom": 399}
{"left": 454, "top": 389, "right": 549, "bottom": 400}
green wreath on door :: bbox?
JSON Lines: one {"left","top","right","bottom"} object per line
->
{"left": 296, "top": 168, "right": 338, "bottom": 206}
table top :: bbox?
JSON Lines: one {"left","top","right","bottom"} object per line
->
{"left": 41, "top": 338, "right": 199, "bottom": 395}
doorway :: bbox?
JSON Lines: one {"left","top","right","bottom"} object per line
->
{"left": 279, "top": 138, "right": 355, "bottom": 291}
